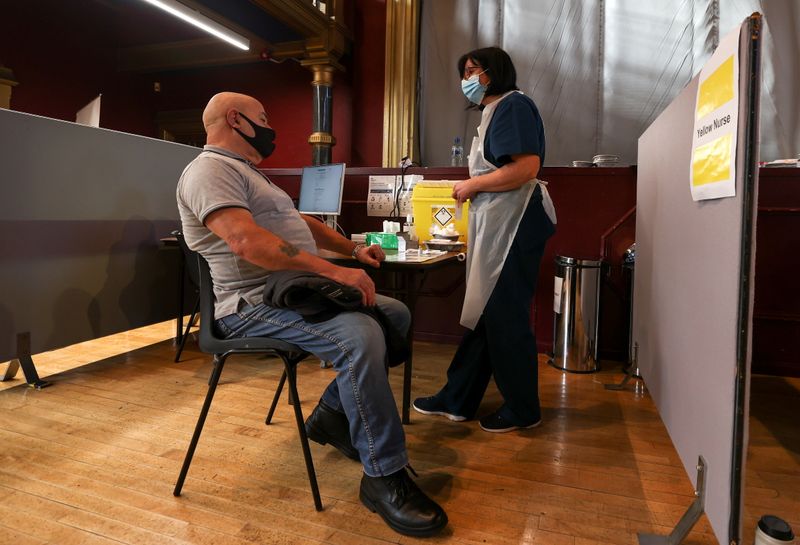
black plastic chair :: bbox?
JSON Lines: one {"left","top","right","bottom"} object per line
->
{"left": 172, "top": 234, "right": 322, "bottom": 511}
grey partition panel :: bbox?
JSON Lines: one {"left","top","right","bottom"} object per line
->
{"left": 634, "top": 22, "right": 759, "bottom": 545}
{"left": 0, "top": 109, "right": 201, "bottom": 361}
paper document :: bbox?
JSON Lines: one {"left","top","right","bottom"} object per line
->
{"left": 384, "top": 249, "right": 447, "bottom": 263}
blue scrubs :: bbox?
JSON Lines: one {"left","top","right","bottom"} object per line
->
{"left": 484, "top": 93, "right": 546, "bottom": 168}
{"left": 435, "top": 91, "right": 554, "bottom": 425}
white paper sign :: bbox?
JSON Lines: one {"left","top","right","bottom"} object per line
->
{"left": 367, "top": 175, "right": 422, "bottom": 217}
{"left": 689, "top": 27, "right": 740, "bottom": 201}
{"left": 553, "top": 276, "right": 563, "bottom": 313}
{"left": 76, "top": 94, "right": 102, "bottom": 127}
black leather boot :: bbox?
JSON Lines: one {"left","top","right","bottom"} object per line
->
{"left": 304, "top": 401, "right": 359, "bottom": 461}
{"left": 360, "top": 468, "right": 448, "bottom": 537}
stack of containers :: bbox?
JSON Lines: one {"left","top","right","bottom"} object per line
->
{"left": 593, "top": 154, "right": 620, "bottom": 167}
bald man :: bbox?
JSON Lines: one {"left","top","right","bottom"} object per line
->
{"left": 177, "top": 93, "right": 447, "bottom": 537}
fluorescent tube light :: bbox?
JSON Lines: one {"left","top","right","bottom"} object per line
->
{"left": 139, "top": 0, "right": 250, "bottom": 51}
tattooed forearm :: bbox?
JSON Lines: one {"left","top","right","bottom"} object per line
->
{"left": 279, "top": 242, "right": 300, "bottom": 257}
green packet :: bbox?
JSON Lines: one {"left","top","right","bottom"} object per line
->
{"left": 365, "top": 232, "right": 399, "bottom": 250}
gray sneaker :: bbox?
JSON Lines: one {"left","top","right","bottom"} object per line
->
{"left": 479, "top": 410, "right": 541, "bottom": 433}
{"left": 412, "top": 396, "right": 467, "bottom": 422}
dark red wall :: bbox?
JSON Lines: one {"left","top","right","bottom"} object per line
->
{"left": 753, "top": 168, "right": 800, "bottom": 377}
{"left": 263, "top": 165, "right": 800, "bottom": 379}
{"left": 350, "top": 0, "right": 388, "bottom": 166}
{"left": 1, "top": 0, "right": 388, "bottom": 168}
{"left": 1, "top": 1, "right": 156, "bottom": 138}
{"left": 150, "top": 61, "right": 335, "bottom": 167}
{"left": 263, "top": 166, "right": 640, "bottom": 361}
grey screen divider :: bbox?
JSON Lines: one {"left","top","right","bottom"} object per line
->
{"left": 0, "top": 109, "right": 201, "bottom": 362}
{"left": 633, "top": 16, "right": 760, "bottom": 545}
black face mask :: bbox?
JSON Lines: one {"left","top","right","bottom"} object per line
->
{"left": 233, "top": 112, "right": 276, "bottom": 159}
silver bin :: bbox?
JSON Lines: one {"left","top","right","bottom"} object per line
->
{"left": 549, "top": 256, "right": 602, "bottom": 373}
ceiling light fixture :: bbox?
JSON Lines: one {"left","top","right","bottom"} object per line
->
{"left": 139, "top": 0, "right": 250, "bottom": 51}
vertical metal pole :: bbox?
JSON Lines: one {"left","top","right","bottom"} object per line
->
{"left": 308, "top": 64, "right": 335, "bottom": 165}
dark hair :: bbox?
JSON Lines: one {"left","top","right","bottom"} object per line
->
{"left": 457, "top": 46, "right": 518, "bottom": 97}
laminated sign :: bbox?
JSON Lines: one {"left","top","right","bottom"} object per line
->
{"left": 690, "top": 27, "right": 740, "bottom": 201}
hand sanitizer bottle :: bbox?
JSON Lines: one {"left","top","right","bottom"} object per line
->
{"left": 450, "top": 137, "right": 464, "bottom": 166}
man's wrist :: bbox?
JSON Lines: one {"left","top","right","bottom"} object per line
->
{"left": 351, "top": 243, "right": 365, "bottom": 259}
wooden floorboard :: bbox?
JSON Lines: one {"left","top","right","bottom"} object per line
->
{"left": 1, "top": 323, "right": 796, "bottom": 544}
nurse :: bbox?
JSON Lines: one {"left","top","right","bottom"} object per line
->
{"left": 413, "top": 47, "right": 557, "bottom": 433}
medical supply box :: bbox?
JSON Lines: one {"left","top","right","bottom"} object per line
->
{"left": 365, "top": 232, "right": 399, "bottom": 250}
{"left": 410, "top": 181, "right": 470, "bottom": 244}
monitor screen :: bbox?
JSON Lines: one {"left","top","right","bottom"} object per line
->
{"left": 297, "top": 163, "right": 346, "bottom": 215}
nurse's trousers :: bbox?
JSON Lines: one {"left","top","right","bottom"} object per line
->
{"left": 437, "top": 186, "right": 556, "bottom": 423}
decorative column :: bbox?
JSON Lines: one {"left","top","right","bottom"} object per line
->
{"left": 0, "top": 64, "right": 19, "bottom": 109}
{"left": 383, "top": 0, "right": 420, "bottom": 167}
{"left": 307, "top": 64, "right": 336, "bottom": 165}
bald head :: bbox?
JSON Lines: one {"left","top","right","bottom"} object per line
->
{"left": 203, "top": 92, "right": 262, "bottom": 133}
{"left": 202, "top": 92, "right": 271, "bottom": 163}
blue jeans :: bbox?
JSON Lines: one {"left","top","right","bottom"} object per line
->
{"left": 216, "top": 294, "right": 410, "bottom": 477}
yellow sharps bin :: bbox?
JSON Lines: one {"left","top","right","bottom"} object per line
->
{"left": 411, "top": 181, "right": 470, "bottom": 244}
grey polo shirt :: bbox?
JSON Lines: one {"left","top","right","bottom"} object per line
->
{"left": 176, "top": 145, "right": 317, "bottom": 318}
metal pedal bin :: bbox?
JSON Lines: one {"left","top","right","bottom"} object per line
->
{"left": 549, "top": 256, "right": 603, "bottom": 373}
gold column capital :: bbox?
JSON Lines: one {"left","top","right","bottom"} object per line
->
{"left": 307, "top": 63, "right": 336, "bottom": 86}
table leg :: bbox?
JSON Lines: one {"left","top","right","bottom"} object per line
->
{"left": 402, "top": 350, "right": 413, "bottom": 423}
{"left": 402, "top": 271, "right": 421, "bottom": 425}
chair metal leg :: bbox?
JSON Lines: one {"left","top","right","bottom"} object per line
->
{"left": 174, "top": 354, "right": 226, "bottom": 496}
{"left": 174, "top": 296, "right": 200, "bottom": 362}
{"left": 265, "top": 369, "right": 287, "bottom": 425}
{"left": 285, "top": 361, "right": 323, "bottom": 511}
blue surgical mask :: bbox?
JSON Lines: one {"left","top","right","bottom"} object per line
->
{"left": 461, "top": 72, "right": 488, "bottom": 105}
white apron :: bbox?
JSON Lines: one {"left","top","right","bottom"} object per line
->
{"left": 460, "top": 91, "right": 557, "bottom": 330}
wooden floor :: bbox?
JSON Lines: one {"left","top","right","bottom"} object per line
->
{"left": 0, "top": 323, "right": 795, "bottom": 545}
{"left": 742, "top": 374, "right": 800, "bottom": 544}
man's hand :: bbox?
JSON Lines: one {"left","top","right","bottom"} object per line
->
{"left": 323, "top": 266, "right": 377, "bottom": 306}
{"left": 355, "top": 243, "right": 385, "bottom": 268}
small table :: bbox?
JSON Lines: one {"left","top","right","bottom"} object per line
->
{"left": 320, "top": 250, "right": 464, "bottom": 424}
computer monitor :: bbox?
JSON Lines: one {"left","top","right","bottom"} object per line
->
{"left": 297, "top": 163, "right": 346, "bottom": 215}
